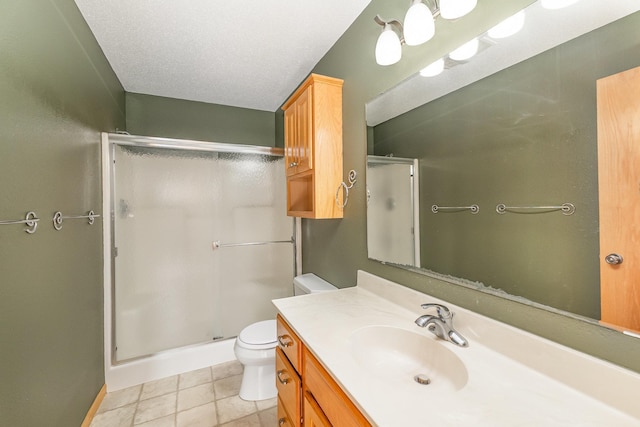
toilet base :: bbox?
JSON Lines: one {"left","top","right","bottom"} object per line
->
{"left": 238, "top": 363, "right": 277, "bottom": 401}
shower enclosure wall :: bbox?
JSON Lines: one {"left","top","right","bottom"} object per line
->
{"left": 102, "top": 133, "right": 294, "bottom": 390}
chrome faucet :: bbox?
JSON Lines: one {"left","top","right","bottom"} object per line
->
{"left": 415, "top": 303, "right": 468, "bottom": 347}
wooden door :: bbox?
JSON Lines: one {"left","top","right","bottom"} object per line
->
{"left": 284, "top": 104, "right": 298, "bottom": 177}
{"left": 303, "top": 393, "right": 331, "bottom": 427}
{"left": 295, "top": 86, "right": 313, "bottom": 174}
{"left": 597, "top": 65, "right": 640, "bottom": 331}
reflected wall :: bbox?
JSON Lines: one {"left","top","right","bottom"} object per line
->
{"left": 371, "top": 11, "right": 640, "bottom": 319}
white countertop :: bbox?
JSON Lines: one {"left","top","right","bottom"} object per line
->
{"left": 273, "top": 271, "right": 640, "bottom": 426}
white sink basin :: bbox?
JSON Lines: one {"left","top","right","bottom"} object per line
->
{"left": 349, "top": 325, "right": 468, "bottom": 392}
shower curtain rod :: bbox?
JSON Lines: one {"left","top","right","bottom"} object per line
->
{"left": 108, "top": 133, "right": 285, "bottom": 157}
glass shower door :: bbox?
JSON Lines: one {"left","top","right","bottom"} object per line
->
{"left": 112, "top": 145, "right": 293, "bottom": 362}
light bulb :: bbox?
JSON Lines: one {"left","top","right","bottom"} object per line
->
{"left": 449, "top": 38, "right": 479, "bottom": 61}
{"left": 439, "top": 0, "right": 477, "bottom": 20}
{"left": 488, "top": 10, "right": 525, "bottom": 39}
{"left": 375, "top": 24, "right": 402, "bottom": 66}
{"left": 541, "top": 0, "right": 580, "bottom": 10}
{"left": 404, "top": 1, "right": 435, "bottom": 46}
{"left": 420, "top": 58, "right": 444, "bottom": 77}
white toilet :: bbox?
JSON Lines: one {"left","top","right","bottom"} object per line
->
{"left": 234, "top": 273, "right": 337, "bottom": 401}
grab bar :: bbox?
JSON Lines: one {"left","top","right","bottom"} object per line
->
{"left": 496, "top": 203, "right": 575, "bottom": 216}
{"left": 0, "top": 211, "right": 39, "bottom": 234}
{"left": 431, "top": 204, "right": 479, "bottom": 214}
{"left": 212, "top": 238, "right": 294, "bottom": 250}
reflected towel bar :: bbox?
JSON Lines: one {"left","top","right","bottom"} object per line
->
{"left": 0, "top": 211, "right": 39, "bottom": 234}
{"left": 52, "top": 210, "right": 100, "bottom": 230}
{"left": 431, "top": 204, "right": 479, "bottom": 214}
{"left": 496, "top": 203, "right": 575, "bottom": 215}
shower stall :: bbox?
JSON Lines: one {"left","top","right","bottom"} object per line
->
{"left": 102, "top": 133, "right": 294, "bottom": 390}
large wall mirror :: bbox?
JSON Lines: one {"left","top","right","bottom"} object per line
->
{"left": 366, "top": 0, "right": 640, "bottom": 334}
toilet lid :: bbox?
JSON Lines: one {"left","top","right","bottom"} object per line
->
{"left": 238, "top": 319, "right": 277, "bottom": 345}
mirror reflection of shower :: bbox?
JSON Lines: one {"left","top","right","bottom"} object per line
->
{"left": 366, "top": 155, "right": 420, "bottom": 268}
{"left": 119, "top": 198, "right": 134, "bottom": 219}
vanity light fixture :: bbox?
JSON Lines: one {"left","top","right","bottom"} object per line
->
{"left": 449, "top": 37, "right": 479, "bottom": 61}
{"left": 439, "top": 0, "right": 477, "bottom": 20}
{"left": 374, "top": 16, "right": 403, "bottom": 66}
{"left": 404, "top": 0, "right": 436, "bottom": 46}
{"left": 540, "top": 0, "right": 580, "bottom": 10}
{"left": 374, "top": 0, "right": 478, "bottom": 66}
{"left": 487, "top": 10, "right": 526, "bottom": 39}
{"left": 419, "top": 58, "right": 445, "bottom": 77}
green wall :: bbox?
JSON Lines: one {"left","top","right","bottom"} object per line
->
{"left": 301, "top": 0, "right": 640, "bottom": 373}
{"left": 0, "top": 1, "right": 125, "bottom": 426}
{"left": 126, "top": 92, "right": 277, "bottom": 147}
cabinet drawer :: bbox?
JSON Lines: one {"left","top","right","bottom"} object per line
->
{"left": 303, "top": 348, "right": 370, "bottom": 427}
{"left": 277, "top": 314, "right": 302, "bottom": 372}
{"left": 276, "top": 347, "right": 301, "bottom": 425}
{"left": 278, "top": 396, "right": 297, "bottom": 427}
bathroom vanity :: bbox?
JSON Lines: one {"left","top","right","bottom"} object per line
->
{"left": 273, "top": 271, "right": 640, "bottom": 426}
{"left": 276, "top": 314, "right": 369, "bottom": 426}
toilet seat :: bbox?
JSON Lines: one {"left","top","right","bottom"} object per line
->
{"left": 237, "top": 319, "right": 277, "bottom": 350}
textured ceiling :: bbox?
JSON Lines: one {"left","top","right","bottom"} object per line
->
{"left": 75, "top": 0, "right": 371, "bottom": 112}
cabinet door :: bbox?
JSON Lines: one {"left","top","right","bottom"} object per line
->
{"left": 278, "top": 397, "right": 298, "bottom": 427}
{"left": 284, "top": 104, "right": 298, "bottom": 177}
{"left": 303, "top": 392, "right": 331, "bottom": 427}
{"left": 284, "top": 86, "right": 313, "bottom": 177}
{"left": 294, "top": 86, "right": 313, "bottom": 174}
{"left": 303, "top": 348, "right": 370, "bottom": 427}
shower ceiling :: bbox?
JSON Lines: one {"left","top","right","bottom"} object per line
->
{"left": 74, "top": 0, "right": 371, "bottom": 112}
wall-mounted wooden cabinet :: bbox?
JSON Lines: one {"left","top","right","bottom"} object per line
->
{"left": 282, "top": 74, "right": 343, "bottom": 218}
{"left": 276, "top": 315, "right": 370, "bottom": 427}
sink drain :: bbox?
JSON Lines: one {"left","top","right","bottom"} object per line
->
{"left": 414, "top": 374, "right": 431, "bottom": 385}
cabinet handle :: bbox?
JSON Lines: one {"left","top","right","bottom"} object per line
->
{"left": 277, "top": 369, "right": 290, "bottom": 385}
{"left": 277, "top": 335, "right": 292, "bottom": 348}
{"left": 289, "top": 162, "right": 299, "bottom": 168}
{"left": 278, "top": 417, "right": 287, "bottom": 426}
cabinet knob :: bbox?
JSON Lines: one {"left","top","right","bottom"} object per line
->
{"left": 289, "top": 162, "right": 299, "bottom": 168}
{"left": 278, "top": 418, "right": 287, "bottom": 426}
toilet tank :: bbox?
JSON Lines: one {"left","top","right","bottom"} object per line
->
{"left": 293, "top": 273, "right": 337, "bottom": 295}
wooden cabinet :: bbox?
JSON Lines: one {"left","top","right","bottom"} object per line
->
{"left": 277, "top": 314, "right": 303, "bottom": 426}
{"left": 303, "top": 392, "right": 331, "bottom": 427}
{"left": 284, "top": 85, "right": 312, "bottom": 177}
{"left": 277, "top": 348, "right": 301, "bottom": 426}
{"left": 282, "top": 74, "right": 343, "bottom": 218}
{"left": 303, "top": 348, "right": 370, "bottom": 427}
{"left": 276, "top": 315, "right": 371, "bottom": 427}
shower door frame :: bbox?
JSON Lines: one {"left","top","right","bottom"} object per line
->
{"left": 103, "top": 132, "right": 295, "bottom": 367}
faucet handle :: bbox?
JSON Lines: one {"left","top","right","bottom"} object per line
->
{"left": 420, "top": 303, "right": 451, "bottom": 319}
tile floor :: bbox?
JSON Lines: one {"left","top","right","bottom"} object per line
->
{"left": 90, "top": 361, "right": 277, "bottom": 427}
